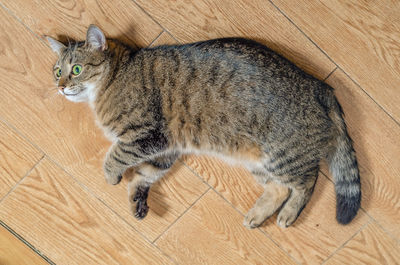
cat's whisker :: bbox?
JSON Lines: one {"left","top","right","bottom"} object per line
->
{"left": 66, "top": 35, "right": 71, "bottom": 48}
{"left": 48, "top": 88, "right": 62, "bottom": 99}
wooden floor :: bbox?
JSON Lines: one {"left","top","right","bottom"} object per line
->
{"left": 0, "top": 0, "right": 399, "bottom": 264}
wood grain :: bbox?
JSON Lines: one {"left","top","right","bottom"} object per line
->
{"left": 156, "top": 189, "right": 296, "bottom": 265}
{"left": 135, "top": 0, "right": 336, "bottom": 80}
{"left": 323, "top": 69, "right": 400, "bottom": 239}
{"left": 325, "top": 221, "right": 400, "bottom": 265}
{"left": 0, "top": 225, "right": 48, "bottom": 265}
{"left": 0, "top": 122, "right": 42, "bottom": 200}
{"left": 0, "top": 4, "right": 208, "bottom": 242}
{"left": 0, "top": 158, "right": 173, "bottom": 265}
{"left": 0, "top": 1, "right": 399, "bottom": 264}
{"left": 3, "top": 0, "right": 162, "bottom": 48}
{"left": 273, "top": 0, "right": 400, "bottom": 123}
{"left": 183, "top": 155, "right": 370, "bottom": 264}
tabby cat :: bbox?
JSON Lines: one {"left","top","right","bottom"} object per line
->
{"left": 46, "top": 25, "right": 361, "bottom": 228}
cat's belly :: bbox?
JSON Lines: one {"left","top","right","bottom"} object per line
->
{"left": 179, "top": 145, "right": 266, "bottom": 172}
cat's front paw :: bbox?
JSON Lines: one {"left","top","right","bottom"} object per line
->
{"left": 135, "top": 201, "right": 149, "bottom": 219}
{"left": 105, "top": 172, "right": 122, "bottom": 185}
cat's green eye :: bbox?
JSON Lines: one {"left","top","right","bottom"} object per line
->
{"left": 54, "top": 68, "right": 61, "bottom": 78}
{"left": 72, "top": 64, "right": 82, "bottom": 76}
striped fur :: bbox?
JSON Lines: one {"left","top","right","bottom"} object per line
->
{"left": 47, "top": 25, "right": 361, "bottom": 227}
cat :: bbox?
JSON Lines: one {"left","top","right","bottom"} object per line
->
{"left": 46, "top": 25, "right": 361, "bottom": 228}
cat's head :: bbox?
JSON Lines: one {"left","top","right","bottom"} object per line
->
{"left": 46, "top": 25, "right": 108, "bottom": 103}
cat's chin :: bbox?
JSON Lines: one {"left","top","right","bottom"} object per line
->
{"left": 65, "top": 93, "right": 87, "bottom": 103}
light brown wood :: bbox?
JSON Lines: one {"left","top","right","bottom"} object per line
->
{"left": 183, "top": 155, "right": 370, "bottom": 264}
{"left": 0, "top": 158, "right": 173, "bottom": 265}
{"left": 0, "top": 122, "right": 42, "bottom": 199}
{"left": 135, "top": 0, "right": 336, "bottom": 80}
{"left": 324, "top": 69, "right": 400, "bottom": 238}
{"left": 156, "top": 189, "right": 296, "bottom": 265}
{"left": 0, "top": 225, "right": 48, "bottom": 265}
{"left": 0, "top": 1, "right": 399, "bottom": 264}
{"left": 2, "top": 0, "right": 162, "bottom": 48}
{"left": 273, "top": 0, "right": 400, "bottom": 123}
{"left": 325, "top": 221, "right": 400, "bottom": 265}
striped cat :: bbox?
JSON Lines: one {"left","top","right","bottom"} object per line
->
{"left": 46, "top": 25, "right": 361, "bottom": 228}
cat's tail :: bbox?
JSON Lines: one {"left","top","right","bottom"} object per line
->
{"left": 327, "top": 95, "right": 361, "bottom": 225}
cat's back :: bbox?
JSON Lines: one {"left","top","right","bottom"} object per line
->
{"left": 134, "top": 38, "right": 333, "bottom": 150}
{"left": 144, "top": 37, "right": 323, "bottom": 101}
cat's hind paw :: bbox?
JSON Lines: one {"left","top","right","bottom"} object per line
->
{"left": 243, "top": 207, "right": 266, "bottom": 229}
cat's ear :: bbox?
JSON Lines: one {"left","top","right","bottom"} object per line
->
{"left": 86, "top": 24, "right": 108, "bottom": 51}
{"left": 45, "top": 36, "right": 66, "bottom": 56}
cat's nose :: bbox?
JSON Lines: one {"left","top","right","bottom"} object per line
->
{"left": 58, "top": 85, "right": 65, "bottom": 92}
{"left": 58, "top": 77, "right": 66, "bottom": 91}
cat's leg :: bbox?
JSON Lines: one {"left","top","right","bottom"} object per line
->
{"left": 128, "top": 152, "right": 180, "bottom": 219}
{"left": 276, "top": 167, "right": 319, "bottom": 228}
{"left": 244, "top": 177, "right": 290, "bottom": 229}
{"left": 103, "top": 141, "right": 146, "bottom": 185}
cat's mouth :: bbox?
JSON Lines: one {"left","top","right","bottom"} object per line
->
{"left": 64, "top": 92, "right": 79, "bottom": 96}
{"left": 61, "top": 86, "right": 82, "bottom": 97}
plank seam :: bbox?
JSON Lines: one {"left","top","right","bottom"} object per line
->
{"left": 0, "top": 155, "right": 45, "bottom": 204}
{"left": 319, "top": 170, "right": 400, "bottom": 244}
{"left": 132, "top": 0, "right": 181, "bottom": 44}
{"left": 152, "top": 183, "right": 211, "bottom": 243}
{"left": 42, "top": 155, "right": 180, "bottom": 265}
{"left": 0, "top": 2, "right": 49, "bottom": 47}
{"left": 0, "top": 156, "right": 55, "bottom": 265}
{"left": 180, "top": 159, "right": 302, "bottom": 265}
{"left": 321, "top": 219, "right": 372, "bottom": 264}
{"left": 323, "top": 66, "right": 338, "bottom": 81}
{"left": 268, "top": 0, "right": 400, "bottom": 128}
{"left": 360, "top": 209, "right": 400, "bottom": 245}
{"left": 0, "top": 219, "right": 56, "bottom": 265}
{"left": 0, "top": 115, "right": 179, "bottom": 264}
{"left": 0, "top": 9, "right": 179, "bottom": 262}
{"left": 148, "top": 30, "right": 165, "bottom": 47}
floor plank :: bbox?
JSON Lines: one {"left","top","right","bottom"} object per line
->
{"left": 156, "top": 189, "right": 296, "bottom": 265}
{"left": 323, "top": 69, "right": 400, "bottom": 239}
{"left": 0, "top": 122, "right": 42, "bottom": 200}
{"left": 135, "top": 0, "right": 336, "bottom": 80}
{"left": 325, "top": 221, "right": 400, "bottom": 265}
{"left": 0, "top": 4, "right": 208, "bottom": 242}
{"left": 0, "top": 224, "right": 48, "bottom": 265}
{"left": 2, "top": 0, "right": 162, "bottom": 48}
{"left": 272, "top": 0, "right": 400, "bottom": 123}
{"left": 183, "top": 155, "right": 370, "bottom": 264}
{"left": 0, "top": 157, "right": 173, "bottom": 265}
{"left": 0, "top": 1, "right": 398, "bottom": 264}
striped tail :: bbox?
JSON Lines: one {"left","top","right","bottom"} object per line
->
{"left": 328, "top": 97, "right": 361, "bottom": 224}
